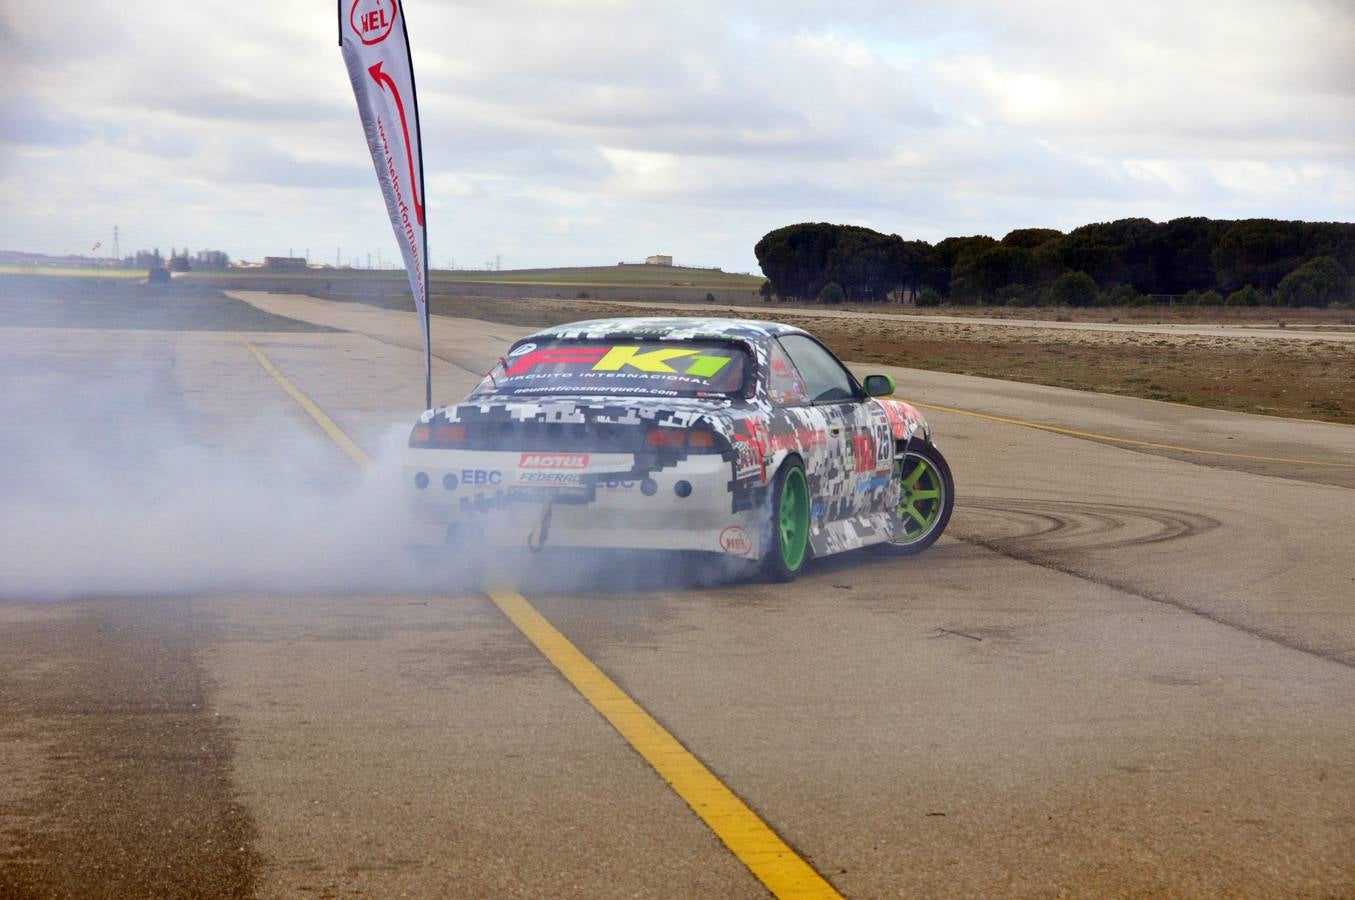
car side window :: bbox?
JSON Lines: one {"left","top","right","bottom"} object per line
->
{"left": 777, "top": 335, "right": 857, "bottom": 403}
{"left": 766, "top": 340, "right": 811, "bottom": 407}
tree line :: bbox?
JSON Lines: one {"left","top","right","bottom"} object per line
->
{"left": 754, "top": 218, "right": 1355, "bottom": 307}
{"left": 123, "top": 248, "right": 231, "bottom": 271}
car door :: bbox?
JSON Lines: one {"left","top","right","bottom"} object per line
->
{"left": 774, "top": 334, "right": 884, "bottom": 521}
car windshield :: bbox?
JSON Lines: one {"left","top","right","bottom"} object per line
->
{"left": 471, "top": 339, "right": 753, "bottom": 398}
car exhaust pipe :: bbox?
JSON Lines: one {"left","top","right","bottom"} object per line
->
{"left": 527, "top": 497, "right": 554, "bottom": 553}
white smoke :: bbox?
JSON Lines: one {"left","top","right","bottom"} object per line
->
{"left": 0, "top": 366, "right": 433, "bottom": 598}
{"left": 0, "top": 365, "right": 744, "bottom": 600}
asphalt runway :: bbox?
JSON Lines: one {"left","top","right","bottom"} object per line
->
{"left": 2, "top": 287, "right": 1353, "bottom": 898}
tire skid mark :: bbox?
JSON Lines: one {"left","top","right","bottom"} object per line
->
{"left": 953, "top": 497, "right": 1221, "bottom": 552}
{"left": 949, "top": 528, "right": 1355, "bottom": 672}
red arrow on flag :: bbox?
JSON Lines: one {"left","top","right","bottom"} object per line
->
{"left": 368, "top": 61, "right": 426, "bottom": 226}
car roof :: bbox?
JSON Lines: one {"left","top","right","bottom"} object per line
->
{"left": 523, "top": 316, "right": 809, "bottom": 343}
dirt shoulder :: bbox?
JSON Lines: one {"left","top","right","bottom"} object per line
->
{"left": 421, "top": 295, "right": 1355, "bottom": 427}
{"left": 11, "top": 273, "right": 1351, "bottom": 426}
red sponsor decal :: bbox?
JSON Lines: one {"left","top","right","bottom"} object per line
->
{"left": 719, "top": 526, "right": 753, "bottom": 557}
{"left": 733, "top": 421, "right": 769, "bottom": 482}
{"left": 876, "top": 398, "right": 919, "bottom": 440}
{"left": 735, "top": 422, "right": 826, "bottom": 456}
{"left": 351, "top": 0, "right": 397, "bottom": 45}
{"left": 853, "top": 432, "right": 875, "bottom": 473}
{"left": 505, "top": 346, "right": 608, "bottom": 377}
{"left": 519, "top": 453, "right": 590, "bottom": 470}
{"left": 767, "top": 429, "right": 826, "bottom": 453}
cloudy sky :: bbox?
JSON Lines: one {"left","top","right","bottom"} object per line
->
{"left": 2, "top": 0, "right": 1352, "bottom": 272}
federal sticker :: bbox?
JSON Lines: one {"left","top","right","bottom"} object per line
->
{"left": 516, "top": 470, "right": 585, "bottom": 487}
{"left": 719, "top": 526, "right": 753, "bottom": 557}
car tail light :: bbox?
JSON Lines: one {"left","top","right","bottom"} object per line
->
{"left": 645, "top": 427, "right": 687, "bottom": 450}
{"left": 434, "top": 423, "right": 468, "bottom": 444}
{"left": 688, "top": 431, "right": 716, "bottom": 450}
{"left": 410, "top": 422, "right": 469, "bottom": 447}
{"left": 644, "top": 427, "right": 722, "bottom": 452}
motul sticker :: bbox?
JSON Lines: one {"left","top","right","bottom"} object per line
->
{"left": 719, "top": 526, "right": 753, "bottom": 557}
{"left": 519, "top": 453, "right": 590, "bottom": 469}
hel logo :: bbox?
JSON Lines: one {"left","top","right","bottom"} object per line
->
{"left": 719, "top": 526, "right": 753, "bottom": 557}
{"left": 350, "top": 0, "right": 397, "bottom": 45}
{"left": 519, "top": 453, "right": 590, "bottom": 470}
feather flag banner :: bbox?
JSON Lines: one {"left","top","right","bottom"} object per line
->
{"left": 340, "top": 0, "right": 432, "bottom": 408}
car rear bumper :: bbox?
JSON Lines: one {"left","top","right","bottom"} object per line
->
{"left": 404, "top": 448, "right": 764, "bottom": 559}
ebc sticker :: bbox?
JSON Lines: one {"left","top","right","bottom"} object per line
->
{"left": 508, "top": 342, "right": 537, "bottom": 357}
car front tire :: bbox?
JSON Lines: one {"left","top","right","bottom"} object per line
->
{"left": 875, "top": 439, "right": 954, "bottom": 556}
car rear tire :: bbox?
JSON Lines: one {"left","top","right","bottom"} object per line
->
{"left": 875, "top": 439, "right": 954, "bottom": 556}
{"left": 760, "top": 460, "right": 810, "bottom": 582}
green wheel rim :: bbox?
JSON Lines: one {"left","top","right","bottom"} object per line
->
{"left": 779, "top": 467, "right": 809, "bottom": 571}
{"left": 894, "top": 454, "right": 945, "bottom": 544}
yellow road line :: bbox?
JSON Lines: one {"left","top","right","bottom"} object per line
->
{"left": 486, "top": 587, "right": 842, "bottom": 900}
{"left": 913, "top": 401, "right": 1355, "bottom": 469}
{"left": 240, "top": 338, "right": 373, "bottom": 471}
{"left": 244, "top": 341, "right": 840, "bottom": 898}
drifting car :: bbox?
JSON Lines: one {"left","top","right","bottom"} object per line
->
{"left": 405, "top": 317, "right": 953, "bottom": 580}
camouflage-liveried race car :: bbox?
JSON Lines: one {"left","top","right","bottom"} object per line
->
{"left": 405, "top": 317, "right": 954, "bottom": 580}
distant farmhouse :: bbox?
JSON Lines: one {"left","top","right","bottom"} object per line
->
{"left": 263, "top": 256, "right": 308, "bottom": 271}
{"left": 645, "top": 254, "right": 673, "bottom": 266}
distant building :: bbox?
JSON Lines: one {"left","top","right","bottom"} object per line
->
{"left": 263, "top": 256, "right": 308, "bottom": 271}
{"left": 645, "top": 255, "right": 673, "bottom": 266}
{"left": 0, "top": 249, "right": 120, "bottom": 268}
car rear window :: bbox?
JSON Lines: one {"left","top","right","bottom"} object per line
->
{"left": 472, "top": 339, "right": 753, "bottom": 398}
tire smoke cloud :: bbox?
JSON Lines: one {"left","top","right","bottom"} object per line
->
{"left": 0, "top": 361, "right": 743, "bottom": 600}
{"left": 0, "top": 364, "right": 432, "bottom": 599}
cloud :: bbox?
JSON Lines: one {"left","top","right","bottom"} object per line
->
{"left": 0, "top": 111, "right": 95, "bottom": 148}
{"left": 930, "top": 1, "right": 1355, "bottom": 152}
{"left": 1, "top": 0, "right": 1351, "bottom": 269}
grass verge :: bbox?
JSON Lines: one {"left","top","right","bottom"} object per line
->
{"left": 432, "top": 296, "right": 1355, "bottom": 426}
